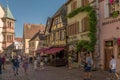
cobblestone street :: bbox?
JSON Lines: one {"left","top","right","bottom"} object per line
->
{"left": 0, "top": 64, "right": 113, "bottom": 80}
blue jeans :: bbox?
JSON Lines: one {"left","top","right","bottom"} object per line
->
{"left": 13, "top": 66, "right": 18, "bottom": 74}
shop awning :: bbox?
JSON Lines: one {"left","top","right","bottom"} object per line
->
{"left": 36, "top": 48, "right": 49, "bottom": 53}
{"left": 45, "top": 47, "right": 64, "bottom": 54}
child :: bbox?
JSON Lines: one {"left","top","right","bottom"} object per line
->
{"left": 40, "top": 60, "right": 44, "bottom": 70}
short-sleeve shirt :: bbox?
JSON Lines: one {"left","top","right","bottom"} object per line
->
{"left": 110, "top": 59, "right": 116, "bottom": 69}
{"left": 86, "top": 57, "right": 93, "bottom": 67}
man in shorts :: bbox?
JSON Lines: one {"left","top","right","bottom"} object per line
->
{"left": 84, "top": 53, "right": 93, "bottom": 80}
{"left": 109, "top": 55, "right": 119, "bottom": 80}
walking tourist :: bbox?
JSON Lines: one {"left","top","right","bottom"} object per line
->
{"left": 11, "top": 56, "right": 20, "bottom": 76}
{"left": 109, "top": 55, "right": 120, "bottom": 80}
{"left": 40, "top": 59, "right": 44, "bottom": 70}
{"left": 44, "top": 57, "right": 48, "bottom": 65}
{"left": 22, "top": 57, "right": 29, "bottom": 75}
{"left": 84, "top": 52, "right": 93, "bottom": 80}
{"left": 34, "top": 58, "right": 37, "bottom": 70}
{"left": 2, "top": 55, "right": 5, "bottom": 70}
{"left": 0, "top": 55, "right": 3, "bottom": 75}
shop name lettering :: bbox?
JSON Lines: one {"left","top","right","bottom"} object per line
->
{"left": 103, "top": 18, "right": 120, "bottom": 25}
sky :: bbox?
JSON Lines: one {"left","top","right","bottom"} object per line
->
{"left": 0, "top": 0, "right": 67, "bottom": 37}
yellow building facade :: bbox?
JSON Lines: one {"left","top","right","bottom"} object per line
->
{"left": 66, "top": 0, "right": 95, "bottom": 68}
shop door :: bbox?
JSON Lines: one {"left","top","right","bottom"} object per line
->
{"left": 104, "top": 48, "right": 113, "bottom": 70}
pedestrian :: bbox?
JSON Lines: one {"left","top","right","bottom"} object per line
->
{"left": 68, "top": 55, "right": 72, "bottom": 69}
{"left": 34, "top": 58, "right": 37, "bottom": 70}
{"left": 22, "top": 57, "right": 29, "bottom": 75}
{"left": 109, "top": 55, "right": 120, "bottom": 80}
{"left": 2, "top": 55, "right": 5, "bottom": 70}
{"left": 44, "top": 57, "right": 48, "bottom": 65}
{"left": 18, "top": 55, "right": 22, "bottom": 63}
{"left": 40, "top": 59, "right": 44, "bottom": 70}
{"left": 0, "top": 55, "right": 3, "bottom": 75}
{"left": 84, "top": 52, "right": 93, "bottom": 80}
{"left": 29, "top": 57, "right": 33, "bottom": 63}
{"left": 11, "top": 56, "right": 20, "bottom": 76}
{"left": 37, "top": 56, "right": 40, "bottom": 66}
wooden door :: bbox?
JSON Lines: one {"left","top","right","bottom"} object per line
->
{"left": 104, "top": 48, "right": 113, "bottom": 70}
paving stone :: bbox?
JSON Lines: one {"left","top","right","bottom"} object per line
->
{"left": 0, "top": 64, "right": 117, "bottom": 80}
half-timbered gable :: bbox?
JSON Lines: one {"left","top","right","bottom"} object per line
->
{"left": 49, "top": 4, "right": 67, "bottom": 47}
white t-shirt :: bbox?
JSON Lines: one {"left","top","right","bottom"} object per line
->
{"left": 110, "top": 59, "right": 116, "bottom": 69}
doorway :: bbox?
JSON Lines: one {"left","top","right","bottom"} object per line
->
{"left": 104, "top": 41, "right": 113, "bottom": 70}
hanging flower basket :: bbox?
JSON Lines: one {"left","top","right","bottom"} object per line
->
{"left": 112, "top": 11, "right": 119, "bottom": 18}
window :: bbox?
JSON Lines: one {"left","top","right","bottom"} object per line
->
{"left": 82, "top": 0, "right": 89, "bottom": 6}
{"left": 3, "top": 35, "right": 5, "bottom": 42}
{"left": 71, "top": 1, "right": 77, "bottom": 11}
{"left": 67, "top": 22, "right": 79, "bottom": 36}
{"left": 61, "top": 30, "right": 65, "bottom": 40}
{"left": 81, "top": 17, "right": 89, "bottom": 32}
{"left": 76, "top": 22, "right": 79, "bottom": 34}
{"left": 56, "top": 32, "right": 59, "bottom": 40}
{"left": 60, "top": 31, "right": 62, "bottom": 40}
{"left": 104, "top": 0, "right": 120, "bottom": 18}
{"left": 109, "top": 0, "right": 120, "bottom": 16}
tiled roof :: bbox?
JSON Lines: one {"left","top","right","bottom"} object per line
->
{"left": 15, "top": 37, "right": 22, "bottom": 42}
{"left": 52, "top": 4, "right": 66, "bottom": 17}
{"left": 45, "top": 17, "right": 52, "bottom": 34}
{"left": 23, "top": 24, "right": 45, "bottom": 39}
{"left": 30, "top": 31, "right": 45, "bottom": 42}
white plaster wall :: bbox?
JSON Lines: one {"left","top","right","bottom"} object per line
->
{"left": 25, "top": 39, "right": 30, "bottom": 54}
{"left": 14, "top": 41, "right": 23, "bottom": 49}
{"left": 0, "top": 5, "right": 5, "bottom": 52}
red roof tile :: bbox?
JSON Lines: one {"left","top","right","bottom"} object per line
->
{"left": 15, "top": 37, "right": 22, "bottom": 42}
{"left": 23, "top": 24, "right": 45, "bottom": 39}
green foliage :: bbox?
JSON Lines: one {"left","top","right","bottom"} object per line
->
{"left": 112, "top": 11, "right": 119, "bottom": 18}
{"left": 68, "top": 6, "right": 97, "bottom": 52}
{"left": 76, "top": 40, "right": 92, "bottom": 52}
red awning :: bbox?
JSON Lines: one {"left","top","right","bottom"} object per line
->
{"left": 36, "top": 48, "right": 49, "bottom": 53}
{"left": 45, "top": 47, "right": 64, "bottom": 54}
{"left": 118, "top": 38, "right": 120, "bottom": 45}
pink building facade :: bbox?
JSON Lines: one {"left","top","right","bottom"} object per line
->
{"left": 99, "top": 0, "right": 120, "bottom": 72}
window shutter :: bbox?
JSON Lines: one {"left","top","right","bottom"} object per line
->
{"left": 82, "top": 0, "right": 88, "bottom": 6}
{"left": 85, "top": 17, "right": 89, "bottom": 31}
{"left": 81, "top": 18, "right": 84, "bottom": 32}
{"left": 76, "top": 22, "right": 79, "bottom": 34}
{"left": 81, "top": 0, "right": 84, "bottom": 6}
{"left": 75, "top": 23, "right": 77, "bottom": 34}
{"left": 104, "top": 0, "right": 109, "bottom": 18}
{"left": 73, "top": 24, "right": 74, "bottom": 35}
